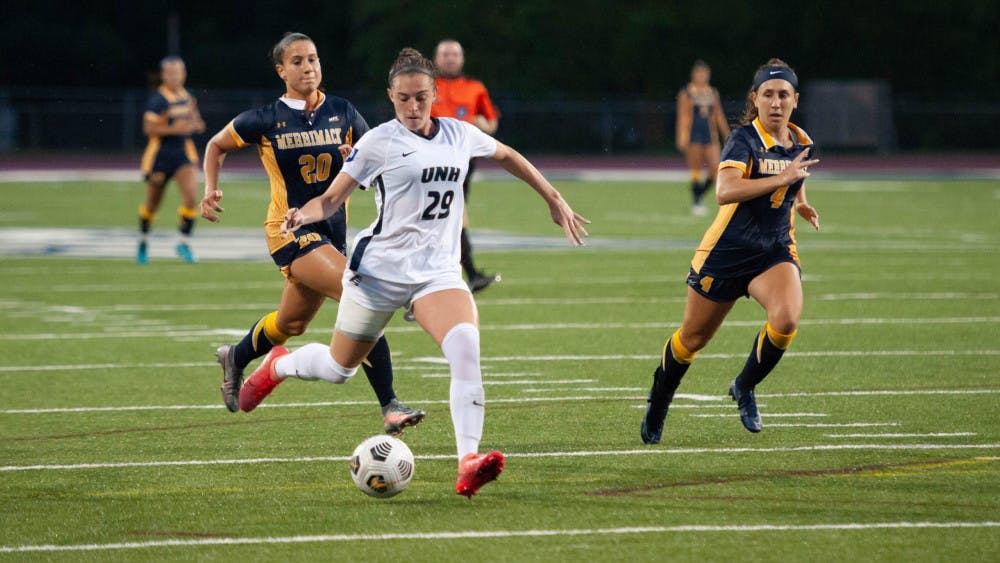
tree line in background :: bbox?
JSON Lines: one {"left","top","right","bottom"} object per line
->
{"left": 3, "top": 0, "right": 997, "bottom": 102}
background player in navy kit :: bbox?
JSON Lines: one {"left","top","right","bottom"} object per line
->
{"left": 200, "top": 33, "right": 424, "bottom": 434}
{"left": 676, "top": 60, "right": 730, "bottom": 217}
{"left": 642, "top": 58, "right": 820, "bottom": 444}
{"left": 241, "top": 47, "right": 589, "bottom": 497}
{"left": 138, "top": 56, "right": 205, "bottom": 264}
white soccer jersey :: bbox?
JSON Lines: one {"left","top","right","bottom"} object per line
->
{"left": 341, "top": 117, "right": 497, "bottom": 283}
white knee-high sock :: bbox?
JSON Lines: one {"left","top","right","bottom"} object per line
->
{"left": 441, "top": 323, "right": 484, "bottom": 459}
{"left": 274, "top": 343, "right": 356, "bottom": 383}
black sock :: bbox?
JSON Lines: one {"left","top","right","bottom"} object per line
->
{"left": 691, "top": 180, "right": 701, "bottom": 204}
{"left": 460, "top": 228, "right": 477, "bottom": 279}
{"left": 360, "top": 336, "right": 396, "bottom": 407}
{"left": 703, "top": 178, "right": 714, "bottom": 199}
{"left": 140, "top": 216, "right": 151, "bottom": 235}
{"left": 652, "top": 342, "right": 692, "bottom": 407}
{"left": 734, "top": 326, "right": 789, "bottom": 390}
{"left": 179, "top": 215, "right": 194, "bottom": 236}
{"left": 232, "top": 314, "right": 278, "bottom": 370}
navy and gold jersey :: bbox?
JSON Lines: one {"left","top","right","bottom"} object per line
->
{"left": 684, "top": 86, "right": 717, "bottom": 145}
{"left": 692, "top": 117, "right": 815, "bottom": 279}
{"left": 141, "top": 86, "right": 199, "bottom": 176}
{"left": 225, "top": 92, "right": 369, "bottom": 257}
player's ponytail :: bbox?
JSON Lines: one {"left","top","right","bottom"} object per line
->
{"left": 388, "top": 47, "right": 436, "bottom": 86}
{"left": 271, "top": 32, "right": 313, "bottom": 66}
{"left": 740, "top": 58, "right": 797, "bottom": 125}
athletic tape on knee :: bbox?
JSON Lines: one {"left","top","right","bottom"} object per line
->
{"left": 334, "top": 296, "right": 390, "bottom": 343}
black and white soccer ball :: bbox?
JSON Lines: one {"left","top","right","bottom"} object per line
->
{"left": 349, "top": 435, "right": 414, "bottom": 498}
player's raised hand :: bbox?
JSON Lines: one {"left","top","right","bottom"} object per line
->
{"left": 779, "top": 149, "right": 820, "bottom": 185}
{"left": 337, "top": 144, "right": 353, "bottom": 160}
{"left": 200, "top": 189, "right": 224, "bottom": 222}
{"left": 549, "top": 197, "right": 590, "bottom": 246}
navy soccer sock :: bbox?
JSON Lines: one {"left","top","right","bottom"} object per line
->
{"left": 459, "top": 228, "right": 477, "bottom": 279}
{"left": 652, "top": 329, "right": 696, "bottom": 407}
{"left": 360, "top": 336, "right": 396, "bottom": 408}
{"left": 232, "top": 312, "right": 287, "bottom": 370}
{"left": 734, "top": 323, "right": 797, "bottom": 390}
{"left": 178, "top": 206, "right": 196, "bottom": 236}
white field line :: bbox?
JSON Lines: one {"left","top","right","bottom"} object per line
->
{"left": 531, "top": 387, "right": 644, "bottom": 393}
{"left": 2, "top": 522, "right": 999, "bottom": 553}
{"left": 0, "top": 396, "right": 620, "bottom": 414}
{"left": 425, "top": 372, "right": 544, "bottom": 379}
{"left": 629, "top": 404, "right": 766, "bottom": 409}
{"left": 689, "top": 413, "right": 829, "bottom": 418}
{"left": 8, "top": 330, "right": 246, "bottom": 342}
{"left": 4, "top": 443, "right": 1000, "bottom": 473}
{"left": 768, "top": 423, "right": 899, "bottom": 428}
{"left": 6, "top": 316, "right": 1000, "bottom": 341}
{"left": 824, "top": 433, "right": 977, "bottom": 438}
{"left": 3, "top": 388, "right": 997, "bottom": 415}
{"left": 484, "top": 379, "right": 596, "bottom": 385}
{"left": 416, "top": 350, "right": 1000, "bottom": 363}
{"left": 812, "top": 292, "right": 998, "bottom": 301}
{"left": 3, "top": 521, "right": 999, "bottom": 554}
{"left": 0, "top": 361, "right": 219, "bottom": 372}
{"left": 765, "top": 389, "right": 1000, "bottom": 398}
{"left": 7, "top": 349, "right": 999, "bottom": 373}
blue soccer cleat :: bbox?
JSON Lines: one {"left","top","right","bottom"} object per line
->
{"left": 729, "top": 379, "right": 762, "bottom": 433}
{"left": 176, "top": 242, "right": 197, "bottom": 263}
{"left": 136, "top": 241, "right": 149, "bottom": 265}
{"left": 640, "top": 366, "right": 670, "bottom": 445}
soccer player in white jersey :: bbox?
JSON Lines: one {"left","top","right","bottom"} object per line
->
{"left": 239, "top": 47, "right": 590, "bottom": 497}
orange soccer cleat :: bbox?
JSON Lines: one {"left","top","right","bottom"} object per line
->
{"left": 455, "top": 450, "right": 505, "bottom": 498}
{"left": 238, "top": 346, "right": 289, "bottom": 412}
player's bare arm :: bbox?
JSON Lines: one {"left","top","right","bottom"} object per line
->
{"left": 716, "top": 149, "right": 819, "bottom": 205}
{"left": 491, "top": 142, "right": 590, "bottom": 246}
{"left": 282, "top": 171, "right": 359, "bottom": 233}
{"left": 795, "top": 185, "right": 820, "bottom": 230}
{"left": 713, "top": 90, "right": 731, "bottom": 139}
{"left": 190, "top": 101, "right": 207, "bottom": 134}
{"left": 675, "top": 91, "right": 692, "bottom": 151}
{"left": 200, "top": 128, "right": 240, "bottom": 222}
{"left": 143, "top": 114, "right": 197, "bottom": 137}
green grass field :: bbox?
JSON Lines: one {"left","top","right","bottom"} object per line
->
{"left": 1, "top": 174, "right": 999, "bottom": 561}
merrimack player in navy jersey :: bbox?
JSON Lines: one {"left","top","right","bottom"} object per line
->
{"left": 137, "top": 56, "right": 205, "bottom": 264}
{"left": 676, "top": 60, "right": 730, "bottom": 216}
{"left": 241, "top": 47, "right": 589, "bottom": 497}
{"left": 641, "top": 58, "right": 821, "bottom": 444}
{"left": 199, "top": 33, "right": 424, "bottom": 435}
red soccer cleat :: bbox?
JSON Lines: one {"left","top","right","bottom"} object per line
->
{"left": 455, "top": 450, "right": 505, "bottom": 498}
{"left": 238, "top": 346, "right": 289, "bottom": 412}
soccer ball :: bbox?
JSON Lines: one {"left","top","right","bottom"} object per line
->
{"left": 349, "top": 435, "right": 414, "bottom": 498}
